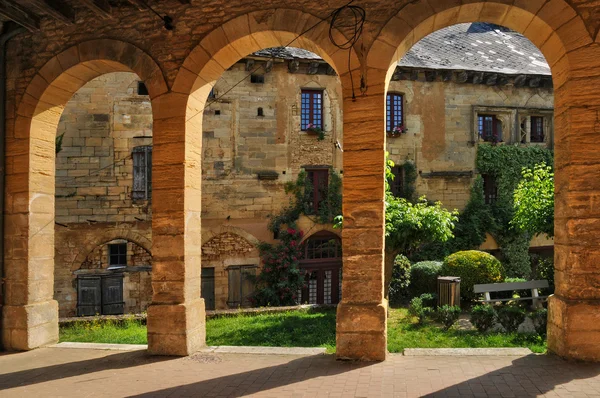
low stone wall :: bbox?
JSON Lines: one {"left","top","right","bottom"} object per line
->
{"left": 59, "top": 304, "right": 337, "bottom": 327}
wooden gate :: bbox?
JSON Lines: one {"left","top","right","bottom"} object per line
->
{"left": 77, "top": 274, "right": 124, "bottom": 316}
{"left": 201, "top": 267, "right": 215, "bottom": 310}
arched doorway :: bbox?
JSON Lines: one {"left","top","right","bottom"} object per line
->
{"left": 299, "top": 231, "right": 342, "bottom": 305}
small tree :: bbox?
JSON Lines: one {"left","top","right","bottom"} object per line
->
{"left": 384, "top": 157, "right": 458, "bottom": 296}
{"left": 512, "top": 163, "right": 554, "bottom": 238}
{"left": 250, "top": 226, "right": 306, "bottom": 307}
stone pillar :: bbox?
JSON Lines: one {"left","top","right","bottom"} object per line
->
{"left": 336, "top": 69, "right": 387, "bottom": 361}
{"left": 3, "top": 116, "right": 59, "bottom": 350}
{"left": 147, "top": 93, "right": 205, "bottom": 355}
{"left": 548, "top": 51, "right": 600, "bottom": 361}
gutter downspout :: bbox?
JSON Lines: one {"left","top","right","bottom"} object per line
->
{"left": 0, "top": 24, "right": 25, "bottom": 350}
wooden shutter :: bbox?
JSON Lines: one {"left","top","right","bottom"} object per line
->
{"left": 101, "top": 274, "right": 124, "bottom": 315}
{"left": 201, "top": 268, "right": 216, "bottom": 310}
{"left": 227, "top": 266, "right": 241, "bottom": 307}
{"left": 241, "top": 266, "right": 256, "bottom": 307}
{"left": 77, "top": 276, "right": 102, "bottom": 316}
{"left": 132, "top": 146, "right": 152, "bottom": 200}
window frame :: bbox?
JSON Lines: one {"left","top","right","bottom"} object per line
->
{"left": 132, "top": 145, "right": 152, "bottom": 200}
{"left": 478, "top": 114, "right": 501, "bottom": 142}
{"left": 304, "top": 167, "right": 329, "bottom": 214}
{"left": 482, "top": 174, "right": 498, "bottom": 205}
{"left": 386, "top": 93, "right": 404, "bottom": 132}
{"left": 530, "top": 116, "right": 545, "bottom": 143}
{"left": 300, "top": 89, "right": 324, "bottom": 131}
{"left": 108, "top": 243, "right": 127, "bottom": 267}
{"left": 389, "top": 165, "right": 405, "bottom": 198}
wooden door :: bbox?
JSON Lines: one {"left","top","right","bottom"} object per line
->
{"left": 77, "top": 276, "right": 101, "bottom": 316}
{"left": 101, "top": 274, "right": 124, "bottom": 315}
{"left": 201, "top": 268, "right": 215, "bottom": 310}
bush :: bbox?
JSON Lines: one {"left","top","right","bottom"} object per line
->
{"left": 409, "top": 261, "right": 442, "bottom": 297}
{"left": 530, "top": 308, "right": 548, "bottom": 337}
{"left": 408, "top": 295, "right": 433, "bottom": 324}
{"left": 389, "top": 254, "right": 411, "bottom": 305}
{"left": 419, "top": 293, "right": 437, "bottom": 308}
{"left": 497, "top": 306, "right": 526, "bottom": 333}
{"left": 532, "top": 255, "right": 554, "bottom": 295}
{"left": 470, "top": 305, "right": 497, "bottom": 333}
{"left": 435, "top": 305, "right": 461, "bottom": 330}
{"left": 441, "top": 250, "right": 504, "bottom": 301}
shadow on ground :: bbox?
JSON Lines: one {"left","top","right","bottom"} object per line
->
{"left": 422, "top": 354, "right": 600, "bottom": 397}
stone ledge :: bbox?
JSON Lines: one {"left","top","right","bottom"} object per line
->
{"left": 52, "top": 342, "right": 147, "bottom": 351}
{"left": 403, "top": 348, "right": 533, "bottom": 356}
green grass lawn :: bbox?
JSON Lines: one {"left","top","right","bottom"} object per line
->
{"left": 59, "top": 307, "right": 546, "bottom": 354}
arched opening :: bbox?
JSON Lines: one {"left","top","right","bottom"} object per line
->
{"left": 357, "top": 0, "right": 597, "bottom": 361}
{"left": 53, "top": 71, "right": 154, "bottom": 318}
{"left": 298, "top": 231, "right": 342, "bottom": 305}
{"left": 3, "top": 40, "right": 166, "bottom": 350}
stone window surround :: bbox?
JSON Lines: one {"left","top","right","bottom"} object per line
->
{"left": 472, "top": 106, "right": 553, "bottom": 146}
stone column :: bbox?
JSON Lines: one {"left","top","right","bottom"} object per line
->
{"left": 548, "top": 51, "right": 600, "bottom": 361}
{"left": 2, "top": 111, "right": 59, "bottom": 350}
{"left": 336, "top": 69, "right": 387, "bottom": 361}
{"left": 147, "top": 92, "right": 205, "bottom": 355}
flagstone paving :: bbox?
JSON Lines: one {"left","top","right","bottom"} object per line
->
{"left": 1, "top": 347, "right": 600, "bottom": 397}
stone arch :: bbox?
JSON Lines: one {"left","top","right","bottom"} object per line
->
{"left": 201, "top": 225, "right": 259, "bottom": 247}
{"left": 172, "top": 9, "right": 359, "bottom": 139}
{"left": 3, "top": 40, "right": 166, "bottom": 350}
{"left": 71, "top": 229, "right": 153, "bottom": 272}
{"left": 369, "top": 1, "right": 590, "bottom": 93}
{"left": 300, "top": 226, "right": 341, "bottom": 244}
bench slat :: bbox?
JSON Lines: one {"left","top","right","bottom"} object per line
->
{"left": 479, "top": 296, "right": 549, "bottom": 303}
{"left": 473, "top": 280, "right": 548, "bottom": 293}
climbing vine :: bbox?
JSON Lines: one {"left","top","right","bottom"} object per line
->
{"left": 268, "top": 169, "right": 342, "bottom": 234}
{"left": 412, "top": 144, "right": 553, "bottom": 279}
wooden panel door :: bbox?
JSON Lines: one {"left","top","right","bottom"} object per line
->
{"left": 77, "top": 276, "right": 101, "bottom": 316}
{"left": 201, "top": 268, "right": 215, "bottom": 310}
{"left": 101, "top": 274, "right": 124, "bottom": 315}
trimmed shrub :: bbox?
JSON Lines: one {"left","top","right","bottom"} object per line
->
{"left": 435, "top": 305, "right": 461, "bottom": 330}
{"left": 419, "top": 293, "right": 437, "bottom": 308}
{"left": 532, "top": 256, "right": 555, "bottom": 296}
{"left": 470, "top": 305, "right": 497, "bottom": 333}
{"left": 408, "top": 295, "right": 432, "bottom": 324}
{"left": 389, "top": 254, "right": 411, "bottom": 305}
{"left": 497, "top": 306, "right": 526, "bottom": 333}
{"left": 441, "top": 250, "right": 504, "bottom": 301}
{"left": 410, "top": 261, "right": 442, "bottom": 297}
{"left": 530, "top": 308, "right": 548, "bottom": 337}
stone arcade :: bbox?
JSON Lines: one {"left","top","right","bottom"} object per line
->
{"left": 0, "top": 0, "right": 599, "bottom": 361}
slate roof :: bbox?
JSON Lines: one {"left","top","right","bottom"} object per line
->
{"left": 398, "top": 23, "right": 550, "bottom": 76}
{"left": 252, "top": 23, "right": 550, "bottom": 76}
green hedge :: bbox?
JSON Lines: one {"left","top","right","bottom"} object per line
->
{"left": 409, "top": 261, "right": 442, "bottom": 297}
{"left": 441, "top": 250, "right": 504, "bottom": 301}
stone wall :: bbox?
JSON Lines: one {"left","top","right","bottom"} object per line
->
{"left": 387, "top": 78, "right": 554, "bottom": 211}
{"left": 53, "top": 62, "right": 556, "bottom": 315}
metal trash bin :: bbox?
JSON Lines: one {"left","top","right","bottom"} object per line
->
{"left": 437, "top": 276, "right": 461, "bottom": 307}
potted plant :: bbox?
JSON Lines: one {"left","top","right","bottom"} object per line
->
{"left": 305, "top": 123, "right": 325, "bottom": 141}
{"left": 388, "top": 124, "right": 407, "bottom": 138}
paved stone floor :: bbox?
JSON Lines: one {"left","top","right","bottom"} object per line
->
{"left": 1, "top": 348, "right": 600, "bottom": 397}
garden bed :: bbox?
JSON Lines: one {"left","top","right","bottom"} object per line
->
{"left": 59, "top": 307, "right": 546, "bottom": 354}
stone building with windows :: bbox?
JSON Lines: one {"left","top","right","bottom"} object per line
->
{"left": 53, "top": 23, "right": 554, "bottom": 317}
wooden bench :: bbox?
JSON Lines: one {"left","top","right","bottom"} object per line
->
{"left": 473, "top": 280, "right": 549, "bottom": 308}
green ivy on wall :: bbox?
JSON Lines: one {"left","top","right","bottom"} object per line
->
{"left": 268, "top": 169, "right": 342, "bottom": 234}
{"left": 412, "top": 144, "right": 553, "bottom": 279}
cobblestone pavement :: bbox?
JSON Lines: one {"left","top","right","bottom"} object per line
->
{"left": 1, "top": 347, "right": 600, "bottom": 397}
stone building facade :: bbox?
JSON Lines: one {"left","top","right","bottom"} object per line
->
{"left": 3, "top": 0, "right": 600, "bottom": 361}
{"left": 53, "top": 24, "right": 555, "bottom": 317}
